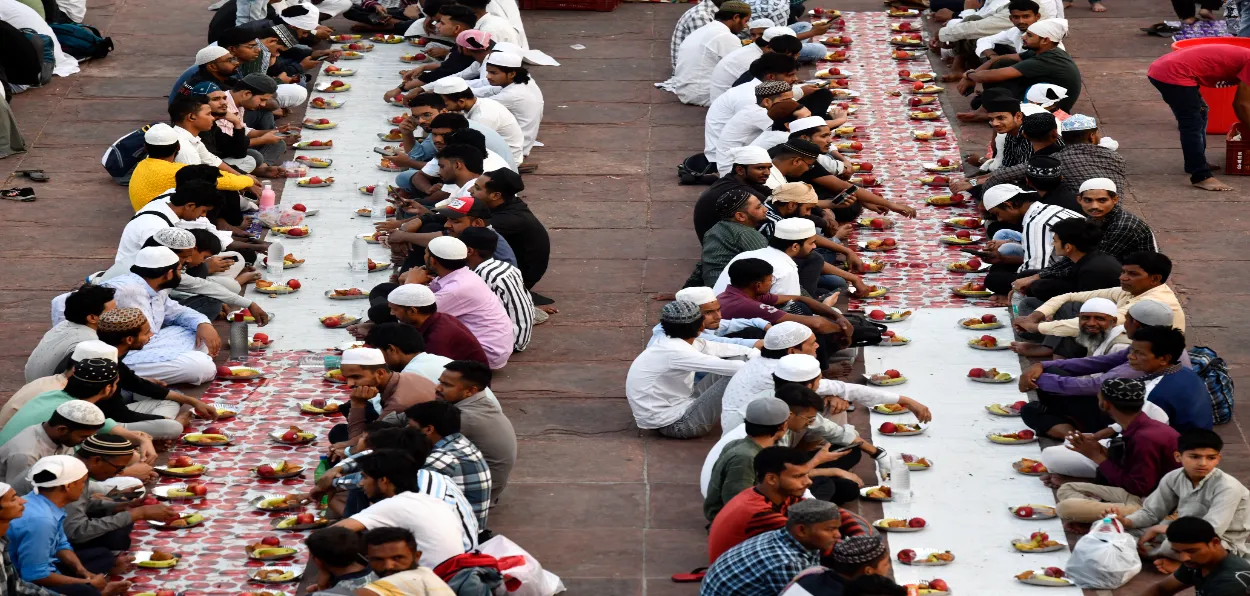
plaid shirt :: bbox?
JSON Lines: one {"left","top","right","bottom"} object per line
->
{"left": 0, "top": 540, "right": 57, "bottom": 596}
{"left": 426, "top": 433, "right": 493, "bottom": 529}
{"left": 988, "top": 143, "right": 1127, "bottom": 197}
{"left": 701, "top": 529, "right": 821, "bottom": 596}
{"left": 671, "top": 0, "right": 718, "bottom": 69}
{"left": 1039, "top": 204, "right": 1157, "bottom": 279}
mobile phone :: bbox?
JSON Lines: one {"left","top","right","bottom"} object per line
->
{"left": 959, "top": 248, "right": 995, "bottom": 259}
{"left": 314, "top": 55, "right": 330, "bottom": 62}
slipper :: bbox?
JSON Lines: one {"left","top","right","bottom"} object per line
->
{"left": 0, "top": 187, "right": 34, "bottom": 201}
{"left": 1140, "top": 23, "right": 1181, "bottom": 36}
{"left": 671, "top": 568, "right": 707, "bottom": 583}
{"left": 518, "top": 164, "right": 538, "bottom": 174}
{"left": 14, "top": 169, "right": 49, "bottom": 182}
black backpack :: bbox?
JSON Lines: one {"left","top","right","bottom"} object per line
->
{"left": 677, "top": 153, "right": 718, "bottom": 185}
{"left": 842, "top": 312, "right": 887, "bottom": 347}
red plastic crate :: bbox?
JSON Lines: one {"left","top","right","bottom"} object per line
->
{"left": 520, "top": 0, "right": 618, "bottom": 10}
{"left": 1227, "top": 139, "right": 1250, "bottom": 176}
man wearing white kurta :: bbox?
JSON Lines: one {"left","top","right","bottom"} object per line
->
{"left": 712, "top": 217, "right": 813, "bottom": 295}
{"left": 472, "top": 52, "right": 544, "bottom": 158}
{"left": 713, "top": 80, "right": 793, "bottom": 176}
{"left": 485, "top": 0, "right": 528, "bottom": 49}
{"left": 429, "top": 76, "right": 526, "bottom": 165}
{"left": 707, "top": 26, "right": 795, "bottom": 103}
{"left": 658, "top": 1, "right": 753, "bottom": 107}
{"left": 703, "top": 55, "right": 800, "bottom": 165}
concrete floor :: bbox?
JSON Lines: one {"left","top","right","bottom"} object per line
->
{"left": 2, "top": 0, "right": 1249, "bottom": 594}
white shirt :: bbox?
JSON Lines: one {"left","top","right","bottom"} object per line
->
{"left": 349, "top": 491, "right": 475, "bottom": 568}
{"left": 173, "top": 125, "right": 222, "bottom": 167}
{"left": 712, "top": 247, "right": 800, "bottom": 296}
{"left": 750, "top": 130, "right": 789, "bottom": 152}
{"left": 719, "top": 356, "right": 902, "bottom": 432}
{"left": 474, "top": 80, "right": 543, "bottom": 157}
{"left": 103, "top": 197, "right": 179, "bottom": 280}
{"left": 474, "top": 13, "right": 521, "bottom": 47}
{"left": 664, "top": 20, "right": 743, "bottom": 107}
{"left": 486, "top": 0, "right": 528, "bottom": 49}
{"left": 625, "top": 337, "right": 753, "bottom": 429}
{"left": 55, "top": 0, "right": 85, "bottom": 22}
{"left": 708, "top": 43, "right": 762, "bottom": 103}
{"left": 714, "top": 105, "right": 771, "bottom": 176}
{"left": 402, "top": 352, "right": 455, "bottom": 383}
{"left": 0, "top": 0, "right": 78, "bottom": 77}
{"left": 467, "top": 98, "right": 525, "bottom": 165}
{"left": 705, "top": 77, "right": 769, "bottom": 163}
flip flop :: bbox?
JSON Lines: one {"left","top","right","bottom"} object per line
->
{"left": 1140, "top": 23, "right": 1181, "bottom": 36}
{"left": 14, "top": 169, "right": 49, "bottom": 182}
{"left": 0, "top": 187, "right": 34, "bottom": 201}
{"left": 671, "top": 568, "right": 707, "bottom": 583}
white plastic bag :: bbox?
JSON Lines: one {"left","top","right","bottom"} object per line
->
{"left": 1066, "top": 516, "right": 1142, "bottom": 589}
{"left": 476, "top": 534, "right": 565, "bottom": 596}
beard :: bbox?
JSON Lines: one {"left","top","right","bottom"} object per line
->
{"left": 1075, "top": 329, "right": 1109, "bottom": 353}
{"left": 159, "top": 271, "right": 182, "bottom": 290}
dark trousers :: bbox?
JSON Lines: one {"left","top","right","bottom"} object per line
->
{"left": 1020, "top": 368, "right": 1111, "bottom": 434}
{"left": 929, "top": 0, "right": 964, "bottom": 11}
{"left": 1149, "top": 77, "right": 1212, "bottom": 183}
{"left": 329, "top": 401, "right": 378, "bottom": 444}
{"left": 1171, "top": 0, "right": 1223, "bottom": 19}
{"left": 343, "top": 6, "right": 413, "bottom": 33}
{"left": 971, "top": 57, "right": 1029, "bottom": 107}
{"left": 177, "top": 294, "right": 225, "bottom": 321}
{"left": 798, "top": 88, "right": 834, "bottom": 121}
{"left": 808, "top": 447, "right": 863, "bottom": 505}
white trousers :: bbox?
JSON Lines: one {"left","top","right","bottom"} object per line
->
{"left": 210, "top": 250, "right": 248, "bottom": 295}
{"left": 1039, "top": 440, "right": 1110, "bottom": 479}
{"left": 126, "top": 350, "right": 216, "bottom": 386}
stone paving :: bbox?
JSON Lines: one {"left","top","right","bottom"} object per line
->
{"left": 2, "top": 0, "right": 1250, "bottom": 594}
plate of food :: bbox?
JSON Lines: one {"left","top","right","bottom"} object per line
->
{"left": 823, "top": 50, "right": 849, "bottom": 62}
{"left": 892, "top": 49, "right": 924, "bottom": 60}
{"left": 872, "top": 403, "right": 909, "bottom": 415}
{"left": 858, "top": 218, "right": 894, "bottom": 231}
{"left": 155, "top": 456, "right": 204, "bottom": 477}
{"left": 322, "top": 65, "right": 354, "bottom": 76}
{"left": 890, "top": 34, "right": 924, "bottom": 46}
{"left": 378, "top": 129, "right": 404, "bottom": 142}
{"left": 309, "top": 97, "right": 345, "bottom": 109}
{"left": 296, "top": 176, "right": 333, "bottom": 188}
{"left": 954, "top": 281, "right": 992, "bottom": 297}
{"left": 868, "top": 309, "right": 912, "bottom": 323}
{"left": 909, "top": 95, "right": 939, "bottom": 106}
{"left": 148, "top": 512, "right": 206, "bottom": 530}
{"left": 968, "top": 335, "right": 1008, "bottom": 350}
{"left": 973, "top": 368, "right": 1016, "bottom": 385}
{"left": 183, "top": 429, "right": 231, "bottom": 446}
{"left": 216, "top": 365, "right": 263, "bottom": 380}
{"left": 339, "top": 42, "right": 373, "bottom": 52}
{"left": 815, "top": 67, "right": 849, "bottom": 79}
{"left": 250, "top": 565, "right": 303, "bottom": 583}
{"left": 910, "top": 84, "right": 945, "bottom": 95}
{"left": 99, "top": 478, "right": 145, "bottom": 501}
{"left": 319, "top": 314, "right": 359, "bottom": 329}
{"left": 255, "top": 460, "right": 305, "bottom": 479}
{"left": 254, "top": 280, "right": 299, "bottom": 295}
{"left": 944, "top": 216, "right": 981, "bottom": 228}
{"left": 960, "top": 314, "right": 1003, "bottom": 330}
{"left": 399, "top": 53, "right": 429, "bottom": 62}
{"left": 820, "top": 35, "right": 853, "bottom": 46}
{"left": 246, "top": 537, "right": 298, "bottom": 560}
{"left": 902, "top": 453, "right": 932, "bottom": 470}
{"left": 271, "top": 426, "right": 316, "bottom": 445}
{"left": 1011, "top": 504, "right": 1057, "bottom": 520}
{"left": 134, "top": 550, "right": 180, "bottom": 569}
{"left": 231, "top": 308, "right": 266, "bottom": 323}
{"left": 830, "top": 89, "right": 860, "bottom": 100}
{"left": 1013, "top": 458, "right": 1048, "bottom": 476}
{"left": 861, "top": 486, "right": 893, "bottom": 501}
{"left": 294, "top": 140, "right": 332, "bottom": 150}
{"left": 300, "top": 398, "right": 341, "bottom": 414}
{"left": 378, "top": 158, "right": 404, "bottom": 172}
{"left": 860, "top": 285, "right": 889, "bottom": 298}
{"left": 898, "top": 549, "right": 955, "bottom": 567}
{"left": 272, "top": 513, "right": 329, "bottom": 531}
{"left": 360, "top": 232, "right": 383, "bottom": 244}
{"left": 331, "top": 34, "right": 362, "bottom": 41}
{"left": 919, "top": 175, "right": 951, "bottom": 187}
{"left": 985, "top": 400, "right": 1026, "bottom": 415}
{"left": 323, "top": 368, "right": 345, "bottom": 383}
{"left": 860, "top": 238, "right": 897, "bottom": 252}
{"left": 273, "top": 226, "right": 310, "bottom": 239}
{"left": 878, "top": 421, "right": 925, "bottom": 436}
{"left": 868, "top": 370, "right": 907, "bottom": 386}
{"left": 295, "top": 156, "right": 332, "bottom": 168}
{"left": 372, "top": 34, "right": 403, "bottom": 43}
{"left": 857, "top": 260, "right": 886, "bottom": 274}
{"left": 874, "top": 517, "right": 927, "bottom": 532}
{"left": 924, "top": 159, "right": 960, "bottom": 172}
{"left": 888, "top": 7, "right": 921, "bottom": 16}
{"left": 834, "top": 125, "right": 857, "bottom": 137}
{"left": 1015, "top": 568, "right": 1073, "bottom": 587}
{"left": 947, "top": 258, "right": 988, "bottom": 273}
{"left": 897, "top": 70, "right": 934, "bottom": 82}
{"left": 879, "top": 331, "right": 910, "bottom": 346}
{"left": 809, "top": 7, "right": 841, "bottom": 18}
{"left": 1013, "top": 532, "right": 1066, "bottom": 553}
{"left": 910, "top": 110, "right": 942, "bottom": 120}
{"left": 988, "top": 430, "right": 1037, "bottom": 444}
{"left": 359, "top": 184, "right": 397, "bottom": 195}
{"left": 315, "top": 80, "right": 350, "bottom": 92}
{"left": 152, "top": 484, "right": 208, "bottom": 501}
{"left": 913, "top": 130, "right": 950, "bottom": 142}
{"left": 940, "top": 233, "right": 981, "bottom": 245}
{"left": 325, "top": 288, "right": 368, "bottom": 300}
{"left": 367, "top": 258, "right": 391, "bottom": 272}
{"left": 906, "top": 580, "right": 950, "bottom": 595}
{"left": 835, "top": 141, "right": 863, "bottom": 153}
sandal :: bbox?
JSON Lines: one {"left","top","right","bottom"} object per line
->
{"left": 0, "top": 187, "right": 34, "bottom": 201}
{"left": 671, "top": 568, "right": 707, "bottom": 583}
{"left": 14, "top": 169, "right": 48, "bottom": 182}
{"left": 1140, "top": 23, "right": 1181, "bottom": 36}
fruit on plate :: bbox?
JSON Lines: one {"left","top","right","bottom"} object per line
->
{"left": 874, "top": 403, "right": 907, "bottom": 414}
{"left": 881, "top": 333, "right": 909, "bottom": 345}
{"left": 879, "top": 422, "right": 922, "bottom": 434}
{"left": 1016, "top": 457, "right": 1048, "bottom": 474}
{"left": 957, "top": 281, "right": 989, "bottom": 295}
{"left": 1016, "top": 569, "right": 1071, "bottom": 585}
{"left": 257, "top": 460, "right": 303, "bottom": 477}
{"left": 1015, "top": 531, "right": 1062, "bottom": 551}
{"left": 992, "top": 430, "right": 1037, "bottom": 442}
{"left": 331, "top": 288, "right": 365, "bottom": 297}
{"left": 302, "top": 399, "right": 340, "bottom": 413}
{"left": 970, "top": 335, "right": 998, "bottom": 348}
{"left": 325, "top": 369, "right": 344, "bottom": 382}
{"left": 949, "top": 258, "right": 983, "bottom": 271}
{"left": 255, "top": 568, "right": 297, "bottom": 581}
{"left": 825, "top": 50, "right": 848, "bottom": 61}
{"left": 166, "top": 513, "right": 204, "bottom": 528}
{"left": 898, "top": 549, "right": 916, "bottom": 564}
{"left": 321, "top": 313, "right": 350, "bottom": 327}
{"left": 901, "top": 453, "right": 932, "bottom": 469}
{"left": 960, "top": 314, "right": 999, "bottom": 327}
{"left": 865, "top": 486, "right": 892, "bottom": 499}
{"left": 878, "top": 517, "right": 924, "bottom": 529}
{"left": 277, "top": 425, "right": 315, "bottom": 443}
{"left": 276, "top": 513, "right": 324, "bottom": 529}
{"left": 988, "top": 400, "right": 1028, "bottom": 415}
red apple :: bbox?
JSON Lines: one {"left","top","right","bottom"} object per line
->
{"left": 908, "top": 97, "right": 923, "bottom": 106}
{"left": 908, "top": 517, "right": 926, "bottom": 528}
{"left": 1031, "top": 462, "right": 1047, "bottom": 473}
{"left": 261, "top": 536, "right": 281, "bottom": 547}
{"left": 893, "top": 51, "right": 909, "bottom": 59}
{"left": 981, "top": 314, "right": 997, "bottom": 323}
{"left": 309, "top": 140, "right": 324, "bottom": 147}
{"left": 330, "top": 80, "right": 345, "bottom": 88}
{"left": 281, "top": 430, "right": 300, "bottom": 442}
{"left": 899, "top": 69, "right": 911, "bottom": 77}
{"left": 870, "top": 218, "right": 887, "bottom": 229}
{"left": 257, "top": 464, "right": 275, "bottom": 476}
{"left": 191, "top": 484, "right": 209, "bottom": 496}
{"left": 937, "top": 157, "right": 951, "bottom": 167}
{"left": 849, "top": 141, "right": 863, "bottom": 151}
{"left": 882, "top": 237, "right": 897, "bottom": 247}
{"left": 869, "top": 309, "right": 886, "bottom": 320}
{"left": 322, "top": 316, "right": 341, "bottom": 328}
{"left": 1044, "top": 567, "right": 1065, "bottom": 579}
{"left": 291, "top": 204, "right": 306, "bottom": 212}
{"left": 932, "top": 129, "right": 947, "bottom": 138}
{"left": 899, "top": 22, "right": 911, "bottom": 31}
{"left": 980, "top": 334, "right": 996, "bottom": 345}
{"left": 967, "top": 257, "right": 982, "bottom": 269}
{"left": 317, "top": 118, "right": 329, "bottom": 125}
{"left": 857, "top": 162, "right": 874, "bottom": 172}
{"left": 880, "top": 422, "right": 898, "bottom": 434}
{"left": 254, "top": 333, "right": 269, "bottom": 343}
{"left": 1012, "top": 400, "right": 1028, "bottom": 410}
{"left": 155, "top": 590, "right": 176, "bottom": 596}
{"left": 202, "top": 426, "right": 223, "bottom": 435}
{"left": 414, "top": 52, "right": 427, "bottom": 60}
{"left": 909, "top": 32, "right": 922, "bottom": 40}
{"left": 286, "top": 227, "right": 306, "bottom": 237}
{"left": 913, "top": 82, "right": 924, "bottom": 91}
{"left": 885, "top": 369, "right": 901, "bottom": 379}
{"left": 1031, "top": 531, "right": 1050, "bottom": 542}
{"left": 967, "top": 367, "right": 985, "bottom": 378}
{"left": 813, "top": 7, "right": 824, "bottom": 14}
{"left": 882, "top": 330, "right": 896, "bottom": 338}
{"left": 971, "top": 283, "right": 986, "bottom": 291}
{"left": 1018, "top": 429, "right": 1036, "bottom": 440}
{"left": 296, "top": 513, "right": 315, "bottom": 525}
{"left": 1016, "top": 506, "right": 1035, "bottom": 518}
{"left": 142, "top": 496, "right": 159, "bottom": 506}
{"left": 898, "top": 549, "right": 916, "bottom": 563}
{"left": 929, "top": 579, "right": 948, "bottom": 591}
{"left": 901, "top": 453, "right": 915, "bottom": 463}
{"left": 216, "top": 365, "right": 232, "bottom": 377}
{"left": 287, "top": 279, "right": 301, "bottom": 289}
{"left": 932, "top": 175, "right": 949, "bottom": 184}
{"left": 859, "top": 174, "right": 877, "bottom": 186}
{"left": 829, "top": 67, "right": 840, "bottom": 75}
{"left": 309, "top": 176, "right": 323, "bottom": 184}
{"left": 955, "top": 230, "right": 971, "bottom": 239}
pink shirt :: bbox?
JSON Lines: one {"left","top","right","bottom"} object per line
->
{"left": 1148, "top": 46, "right": 1250, "bottom": 88}
{"left": 429, "top": 268, "right": 514, "bottom": 369}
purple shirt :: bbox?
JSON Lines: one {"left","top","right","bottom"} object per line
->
{"left": 717, "top": 286, "right": 784, "bottom": 324}
{"left": 1097, "top": 415, "right": 1180, "bottom": 497}
{"left": 1036, "top": 349, "right": 1192, "bottom": 396}
{"left": 429, "top": 268, "right": 514, "bottom": 369}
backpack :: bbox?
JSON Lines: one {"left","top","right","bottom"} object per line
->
{"left": 842, "top": 312, "right": 887, "bottom": 347}
{"left": 18, "top": 28, "right": 55, "bottom": 87}
{"left": 678, "top": 152, "right": 719, "bottom": 185}
{"left": 1189, "top": 346, "right": 1234, "bottom": 425}
{"left": 101, "top": 125, "right": 154, "bottom": 184}
{"left": 49, "top": 23, "right": 113, "bottom": 60}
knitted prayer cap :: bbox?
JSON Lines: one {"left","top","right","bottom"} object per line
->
{"left": 97, "top": 307, "right": 147, "bottom": 333}
{"left": 660, "top": 300, "right": 703, "bottom": 324}
{"left": 1061, "top": 114, "right": 1097, "bottom": 132}
{"left": 72, "top": 358, "right": 118, "bottom": 383}
{"left": 755, "top": 80, "right": 791, "bottom": 99}
{"left": 831, "top": 535, "right": 887, "bottom": 565}
{"left": 1101, "top": 378, "right": 1146, "bottom": 403}
{"left": 1026, "top": 155, "right": 1062, "bottom": 180}
{"left": 54, "top": 400, "right": 105, "bottom": 426}
{"left": 154, "top": 228, "right": 196, "bottom": 250}
{"left": 78, "top": 434, "right": 135, "bottom": 457}
{"left": 787, "top": 498, "right": 838, "bottom": 525}
{"left": 720, "top": 1, "right": 751, "bottom": 15}
{"left": 714, "top": 189, "right": 754, "bottom": 219}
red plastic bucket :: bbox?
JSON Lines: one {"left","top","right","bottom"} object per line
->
{"left": 1170, "top": 37, "right": 1250, "bottom": 134}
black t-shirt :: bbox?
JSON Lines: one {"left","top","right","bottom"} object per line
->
{"left": 1173, "top": 554, "right": 1250, "bottom": 595}
{"left": 1039, "top": 186, "right": 1081, "bottom": 213}
{"left": 489, "top": 199, "right": 551, "bottom": 288}
{"left": 693, "top": 174, "right": 770, "bottom": 243}
{"left": 1014, "top": 48, "right": 1082, "bottom": 112}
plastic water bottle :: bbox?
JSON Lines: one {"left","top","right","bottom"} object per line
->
{"left": 351, "top": 236, "right": 369, "bottom": 286}
{"left": 371, "top": 182, "right": 388, "bottom": 222}
{"left": 266, "top": 241, "right": 285, "bottom": 282}
{"left": 229, "top": 311, "right": 248, "bottom": 361}
{"left": 890, "top": 454, "right": 913, "bottom": 515}
{"left": 260, "top": 181, "right": 276, "bottom": 211}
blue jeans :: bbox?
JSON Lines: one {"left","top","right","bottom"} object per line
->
{"left": 1240, "top": 0, "right": 1250, "bottom": 37}
{"left": 1149, "top": 76, "right": 1212, "bottom": 183}
{"left": 814, "top": 247, "right": 850, "bottom": 294}
{"left": 993, "top": 229, "right": 1025, "bottom": 258}
{"left": 790, "top": 22, "right": 826, "bottom": 63}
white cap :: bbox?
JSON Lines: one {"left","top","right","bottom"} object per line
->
{"left": 54, "top": 400, "right": 106, "bottom": 426}
{"left": 144, "top": 123, "right": 179, "bottom": 145}
{"left": 788, "top": 115, "right": 826, "bottom": 133}
{"left": 775, "top": 353, "right": 821, "bottom": 382}
{"left": 153, "top": 228, "right": 196, "bottom": 250}
{"left": 731, "top": 146, "right": 772, "bottom": 166}
{"left": 674, "top": 287, "right": 717, "bottom": 306}
{"left": 71, "top": 340, "right": 118, "bottom": 363}
{"left": 1026, "top": 83, "right": 1068, "bottom": 108}
{"left": 486, "top": 52, "right": 523, "bottom": 68}
{"left": 748, "top": 18, "right": 775, "bottom": 28}
{"left": 762, "top": 26, "right": 796, "bottom": 41}
{"left": 429, "top": 236, "right": 468, "bottom": 260}
{"left": 1079, "top": 177, "right": 1117, "bottom": 194}
{"left": 1079, "top": 297, "right": 1119, "bottom": 318}
{"left": 194, "top": 45, "right": 231, "bottom": 67}
{"left": 1020, "top": 103, "right": 1049, "bottom": 117}
{"left": 388, "top": 284, "right": 436, "bottom": 307}
{"left": 763, "top": 321, "right": 813, "bottom": 350}
{"left": 0, "top": 483, "right": 11, "bottom": 497}
{"left": 29, "top": 455, "right": 89, "bottom": 490}
{"left": 773, "top": 218, "right": 817, "bottom": 241}
{"left": 982, "top": 184, "right": 1026, "bottom": 210}
{"left": 342, "top": 347, "right": 386, "bottom": 366}
{"left": 426, "top": 76, "right": 470, "bottom": 94}
{"left": 1028, "top": 18, "right": 1068, "bottom": 43}
{"left": 133, "top": 246, "right": 181, "bottom": 268}
{"left": 280, "top": 3, "right": 321, "bottom": 31}
{"left": 1127, "top": 299, "right": 1174, "bottom": 327}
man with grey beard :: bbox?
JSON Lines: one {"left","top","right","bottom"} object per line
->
{"left": 1014, "top": 297, "right": 1127, "bottom": 359}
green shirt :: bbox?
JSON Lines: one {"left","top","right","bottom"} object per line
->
{"left": 0, "top": 391, "right": 116, "bottom": 446}
{"left": 703, "top": 438, "right": 764, "bottom": 522}
{"left": 700, "top": 221, "right": 768, "bottom": 287}
{"left": 1174, "top": 553, "right": 1250, "bottom": 596}
{"left": 1013, "top": 48, "right": 1082, "bottom": 112}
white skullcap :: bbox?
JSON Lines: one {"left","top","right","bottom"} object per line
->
{"left": 1019, "top": 103, "right": 1049, "bottom": 117}
{"left": 54, "top": 400, "right": 106, "bottom": 426}
{"left": 275, "top": 83, "right": 308, "bottom": 108}
{"left": 133, "top": 246, "right": 180, "bottom": 269}
{"left": 1128, "top": 299, "right": 1174, "bottom": 327}
{"left": 486, "top": 52, "right": 523, "bottom": 68}
{"left": 429, "top": 236, "right": 468, "bottom": 260}
{"left": 1079, "top": 177, "right": 1117, "bottom": 194}
{"left": 788, "top": 115, "right": 826, "bottom": 133}
{"left": 674, "top": 287, "right": 717, "bottom": 305}
{"left": 1079, "top": 297, "right": 1119, "bottom": 318}
{"left": 732, "top": 146, "right": 772, "bottom": 166}
{"left": 71, "top": 340, "right": 118, "bottom": 363}
{"left": 774, "top": 218, "right": 817, "bottom": 241}
{"left": 982, "top": 183, "right": 1027, "bottom": 210}
{"left": 1026, "top": 83, "right": 1068, "bottom": 108}
{"left": 762, "top": 26, "right": 796, "bottom": 41}
{"left": 763, "top": 321, "right": 813, "bottom": 350}
{"left": 280, "top": 3, "right": 321, "bottom": 31}
{"left": 0, "top": 483, "right": 11, "bottom": 497}
{"left": 426, "top": 76, "right": 470, "bottom": 94}
{"left": 29, "top": 455, "right": 89, "bottom": 490}
{"left": 1028, "top": 18, "right": 1068, "bottom": 43}
{"left": 153, "top": 228, "right": 196, "bottom": 250}
{"left": 388, "top": 284, "right": 436, "bottom": 307}
{"left": 194, "top": 45, "right": 231, "bottom": 67}
{"left": 748, "top": 18, "right": 775, "bottom": 28}
{"left": 775, "top": 353, "right": 821, "bottom": 382}
{"left": 342, "top": 347, "right": 386, "bottom": 366}
{"left": 144, "top": 123, "right": 179, "bottom": 146}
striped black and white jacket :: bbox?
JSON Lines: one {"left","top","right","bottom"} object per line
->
{"left": 474, "top": 258, "right": 534, "bottom": 351}
{"left": 1020, "top": 201, "right": 1083, "bottom": 271}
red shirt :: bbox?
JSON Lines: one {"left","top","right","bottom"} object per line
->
{"left": 706, "top": 489, "right": 875, "bottom": 563}
{"left": 716, "top": 286, "right": 785, "bottom": 324}
{"left": 415, "top": 312, "right": 489, "bottom": 366}
{"left": 1148, "top": 46, "right": 1250, "bottom": 88}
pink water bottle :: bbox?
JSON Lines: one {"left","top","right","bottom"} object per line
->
{"left": 260, "top": 181, "right": 276, "bottom": 211}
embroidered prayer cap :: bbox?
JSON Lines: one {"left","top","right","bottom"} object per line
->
{"left": 427, "top": 76, "right": 470, "bottom": 94}
{"left": 72, "top": 358, "right": 118, "bottom": 383}
{"left": 771, "top": 182, "right": 818, "bottom": 204}
{"left": 1027, "top": 18, "right": 1068, "bottom": 43}
{"left": 190, "top": 81, "right": 222, "bottom": 98}
{"left": 428, "top": 236, "right": 469, "bottom": 260}
{"left": 270, "top": 24, "right": 299, "bottom": 49}
{"left": 731, "top": 146, "right": 772, "bottom": 166}
{"left": 755, "top": 80, "right": 792, "bottom": 99}
{"left": 982, "top": 183, "right": 1027, "bottom": 210}
{"left": 54, "top": 399, "right": 106, "bottom": 426}
{"left": 96, "top": 308, "right": 147, "bottom": 334}
{"left": 980, "top": 88, "right": 1020, "bottom": 114}
{"left": 745, "top": 397, "right": 791, "bottom": 425}
{"left": 1061, "top": 114, "right": 1097, "bottom": 132}
{"left": 194, "top": 45, "right": 231, "bottom": 67}
{"left": 1078, "top": 177, "right": 1116, "bottom": 194}
{"left": 342, "top": 347, "right": 387, "bottom": 366}
{"left": 154, "top": 228, "right": 197, "bottom": 250}
{"left": 660, "top": 300, "right": 704, "bottom": 324}
{"left": 675, "top": 287, "right": 718, "bottom": 306}
{"left": 456, "top": 30, "right": 493, "bottom": 50}
{"left": 775, "top": 353, "right": 821, "bottom": 382}
{"left": 79, "top": 434, "right": 136, "bottom": 457}
{"left": 762, "top": 26, "right": 796, "bottom": 41}
{"left": 788, "top": 115, "right": 826, "bottom": 134}
{"left": 719, "top": 1, "right": 752, "bottom": 15}
{"left": 30, "top": 455, "right": 88, "bottom": 490}
{"left": 144, "top": 123, "right": 179, "bottom": 146}
{"left": 1128, "top": 299, "right": 1174, "bottom": 327}
{"left": 774, "top": 217, "right": 817, "bottom": 241}
{"left": 486, "top": 51, "right": 523, "bottom": 68}
{"left": 1100, "top": 377, "right": 1146, "bottom": 403}
{"left": 763, "top": 321, "right": 813, "bottom": 350}
{"left": 134, "top": 246, "right": 181, "bottom": 269}
{"left": 1079, "top": 297, "right": 1118, "bottom": 318}
{"left": 1026, "top": 155, "right": 1062, "bottom": 180}
{"left": 1025, "top": 83, "right": 1068, "bottom": 108}
{"left": 71, "top": 340, "right": 118, "bottom": 363}
{"left": 280, "top": 4, "right": 321, "bottom": 31}
{"left": 779, "top": 139, "right": 821, "bottom": 159}
{"left": 749, "top": 18, "right": 775, "bottom": 28}
{"left": 387, "top": 284, "right": 436, "bottom": 308}
{"left": 714, "top": 189, "right": 754, "bottom": 218}
{"left": 832, "top": 535, "right": 888, "bottom": 565}
{"left": 787, "top": 498, "right": 839, "bottom": 525}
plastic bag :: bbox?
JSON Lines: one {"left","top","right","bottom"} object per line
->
{"left": 1065, "top": 516, "right": 1141, "bottom": 589}
{"left": 476, "top": 535, "right": 565, "bottom": 596}
{"left": 257, "top": 207, "right": 305, "bottom": 229}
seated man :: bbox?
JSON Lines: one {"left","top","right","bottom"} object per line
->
{"left": 383, "top": 284, "right": 489, "bottom": 366}
{"left": 626, "top": 301, "right": 754, "bottom": 440}
{"left": 366, "top": 322, "right": 453, "bottom": 384}
{"left": 960, "top": 19, "right": 1080, "bottom": 120}
{"left": 650, "top": 286, "right": 767, "bottom": 350}
{"left": 1111, "top": 430, "right": 1250, "bottom": 574}
{"left": 713, "top": 84, "right": 797, "bottom": 178}
{"left": 330, "top": 348, "right": 436, "bottom": 444}
{"left": 708, "top": 28, "right": 801, "bottom": 103}
{"left": 704, "top": 398, "right": 792, "bottom": 521}
{"left": 468, "top": 168, "right": 549, "bottom": 293}
{"left": 0, "top": 482, "right": 66, "bottom": 596}
{"left": 784, "top": 122, "right": 916, "bottom": 223}
{"left": 1010, "top": 217, "right": 1121, "bottom": 305}
{"left": 1139, "top": 518, "right": 1250, "bottom": 596}
{"left": 362, "top": 527, "right": 423, "bottom": 579}
{"left": 985, "top": 114, "right": 1127, "bottom": 195}
{"left": 24, "top": 285, "right": 114, "bottom": 384}
{"left": 0, "top": 400, "right": 105, "bottom": 496}
{"left": 1012, "top": 297, "right": 1129, "bottom": 361}
{"left": 1021, "top": 154, "right": 1081, "bottom": 214}
{"left": 707, "top": 446, "right": 811, "bottom": 563}
{"left": 1051, "top": 378, "right": 1180, "bottom": 523}
{"left": 660, "top": 1, "right": 753, "bottom": 107}
{"left": 701, "top": 499, "right": 842, "bottom": 595}
{"left": 716, "top": 259, "right": 845, "bottom": 348}
{"left": 404, "top": 400, "right": 492, "bottom": 529}
{"left": 431, "top": 76, "right": 525, "bottom": 165}
{"left": 980, "top": 183, "right": 1083, "bottom": 305}
{"left": 457, "top": 227, "right": 533, "bottom": 352}
{"left": 694, "top": 146, "right": 773, "bottom": 243}
{"left": 781, "top": 535, "right": 896, "bottom": 596}
{"left": 702, "top": 54, "right": 801, "bottom": 171}
{"left": 1026, "top": 179, "right": 1154, "bottom": 289}
{"left": 949, "top": 90, "right": 1030, "bottom": 178}
{"left": 970, "top": 0, "right": 1046, "bottom": 68}
{"left": 432, "top": 361, "right": 516, "bottom": 500}
{"left": 698, "top": 189, "right": 769, "bottom": 286}
{"left": 306, "top": 527, "right": 378, "bottom": 595}
{"left": 712, "top": 218, "right": 814, "bottom": 297}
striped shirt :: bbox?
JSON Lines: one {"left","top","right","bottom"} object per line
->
{"left": 1019, "top": 201, "right": 1083, "bottom": 271}
{"left": 1038, "top": 205, "right": 1156, "bottom": 280}
{"left": 473, "top": 259, "right": 534, "bottom": 352}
